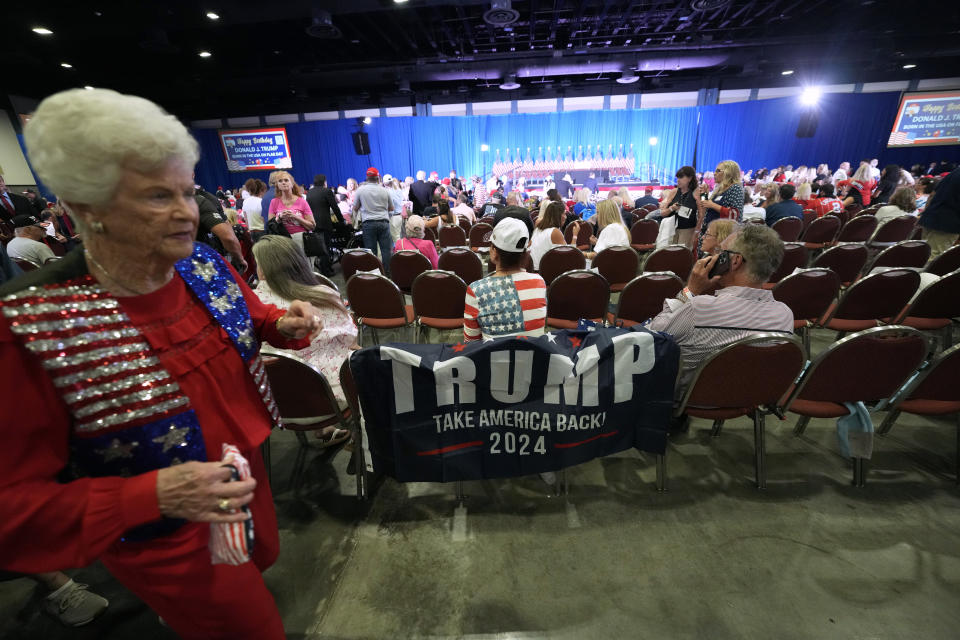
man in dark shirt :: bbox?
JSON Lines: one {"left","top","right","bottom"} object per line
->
{"left": 306, "top": 174, "right": 341, "bottom": 276}
{"left": 633, "top": 188, "right": 659, "bottom": 209}
{"left": 409, "top": 171, "right": 434, "bottom": 215}
{"left": 582, "top": 172, "right": 599, "bottom": 194}
{"left": 0, "top": 242, "right": 22, "bottom": 286}
{"left": 493, "top": 204, "right": 534, "bottom": 236}
{"left": 919, "top": 168, "right": 959, "bottom": 260}
{"left": 556, "top": 174, "right": 574, "bottom": 199}
{"left": 194, "top": 193, "right": 246, "bottom": 272}
{"left": 196, "top": 186, "right": 224, "bottom": 215}
{"left": 765, "top": 184, "right": 803, "bottom": 228}
{"left": 0, "top": 174, "right": 35, "bottom": 223}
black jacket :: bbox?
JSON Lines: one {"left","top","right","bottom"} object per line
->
{"left": 306, "top": 186, "right": 342, "bottom": 231}
{"left": 409, "top": 180, "right": 434, "bottom": 214}
{"left": 0, "top": 191, "right": 34, "bottom": 222}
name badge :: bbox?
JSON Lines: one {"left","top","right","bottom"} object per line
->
{"left": 677, "top": 206, "right": 692, "bottom": 219}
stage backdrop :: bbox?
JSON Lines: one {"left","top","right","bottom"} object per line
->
{"left": 191, "top": 90, "right": 959, "bottom": 192}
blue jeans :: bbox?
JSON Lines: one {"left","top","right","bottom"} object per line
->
{"left": 362, "top": 219, "right": 393, "bottom": 273}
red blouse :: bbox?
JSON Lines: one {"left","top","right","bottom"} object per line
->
{"left": 0, "top": 265, "right": 306, "bottom": 572}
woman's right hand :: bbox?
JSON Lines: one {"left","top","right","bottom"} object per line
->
{"left": 156, "top": 461, "right": 256, "bottom": 523}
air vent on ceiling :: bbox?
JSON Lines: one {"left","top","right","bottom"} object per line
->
{"left": 484, "top": 1, "right": 520, "bottom": 27}
{"left": 690, "top": 0, "right": 730, "bottom": 10}
{"left": 306, "top": 10, "right": 342, "bottom": 39}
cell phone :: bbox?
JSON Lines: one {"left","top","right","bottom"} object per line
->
{"left": 222, "top": 464, "right": 255, "bottom": 553}
{"left": 708, "top": 250, "right": 732, "bottom": 278}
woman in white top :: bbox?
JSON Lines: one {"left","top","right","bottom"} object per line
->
{"left": 383, "top": 175, "right": 405, "bottom": 242}
{"left": 875, "top": 187, "right": 918, "bottom": 224}
{"left": 252, "top": 235, "right": 358, "bottom": 446}
{"left": 584, "top": 199, "right": 630, "bottom": 259}
{"left": 241, "top": 177, "right": 267, "bottom": 239}
{"left": 530, "top": 201, "right": 579, "bottom": 269}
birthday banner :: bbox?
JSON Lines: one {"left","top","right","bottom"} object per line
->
{"left": 219, "top": 127, "right": 293, "bottom": 171}
{"left": 350, "top": 327, "right": 680, "bottom": 482}
{"left": 888, "top": 91, "right": 960, "bottom": 147}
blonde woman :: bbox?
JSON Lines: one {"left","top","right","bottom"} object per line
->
{"left": 585, "top": 199, "right": 630, "bottom": 259}
{"left": 794, "top": 182, "right": 814, "bottom": 209}
{"left": 700, "top": 219, "right": 736, "bottom": 256}
{"left": 696, "top": 159, "right": 744, "bottom": 256}
{"left": 267, "top": 170, "right": 316, "bottom": 250}
{"left": 837, "top": 162, "right": 875, "bottom": 208}
{"left": 573, "top": 188, "right": 596, "bottom": 220}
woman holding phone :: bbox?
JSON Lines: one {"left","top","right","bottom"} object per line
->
{"left": 268, "top": 171, "right": 316, "bottom": 250}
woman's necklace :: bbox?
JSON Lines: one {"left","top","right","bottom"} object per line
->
{"left": 84, "top": 249, "right": 168, "bottom": 296}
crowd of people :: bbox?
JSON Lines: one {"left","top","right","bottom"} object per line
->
{"left": 0, "top": 85, "right": 959, "bottom": 637}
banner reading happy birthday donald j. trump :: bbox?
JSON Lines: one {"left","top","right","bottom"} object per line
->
{"left": 349, "top": 327, "right": 680, "bottom": 482}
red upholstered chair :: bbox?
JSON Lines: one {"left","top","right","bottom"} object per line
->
{"left": 772, "top": 268, "right": 841, "bottom": 354}
{"left": 423, "top": 226, "right": 437, "bottom": 244}
{"left": 539, "top": 245, "right": 587, "bottom": 285}
{"left": 781, "top": 326, "right": 929, "bottom": 485}
{"left": 468, "top": 222, "right": 493, "bottom": 252}
{"left": 888, "top": 270, "right": 960, "bottom": 338}
{"left": 610, "top": 272, "right": 684, "bottom": 327}
{"left": 11, "top": 257, "right": 40, "bottom": 272}
{"left": 675, "top": 334, "right": 806, "bottom": 489}
{"left": 342, "top": 249, "right": 383, "bottom": 282}
{"left": 771, "top": 217, "right": 803, "bottom": 242}
{"left": 545, "top": 270, "right": 609, "bottom": 330}
{"left": 925, "top": 244, "right": 960, "bottom": 276}
{"left": 801, "top": 210, "right": 818, "bottom": 236}
{"left": 867, "top": 215, "right": 917, "bottom": 248}
{"left": 260, "top": 346, "right": 356, "bottom": 493}
{"left": 389, "top": 250, "right": 432, "bottom": 295}
{"left": 643, "top": 245, "right": 694, "bottom": 282}
{"left": 439, "top": 225, "right": 467, "bottom": 249}
{"left": 478, "top": 216, "right": 495, "bottom": 225}
{"left": 812, "top": 243, "right": 869, "bottom": 287}
{"left": 835, "top": 215, "right": 878, "bottom": 243}
{"left": 593, "top": 246, "right": 639, "bottom": 292}
{"left": 800, "top": 215, "right": 840, "bottom": 250}
{"left": 876, "top": 343, "right": 960, "bottom": 482}
{"left": 346, "top": 273, "right": 415, "bottom": 345}
{"left": 458, "top": 216, "right": 472, "bottom": 236}
{"left": 630, "top": 219, "right": 659, "bottom": 251}
{"left": 411, "top": 270, "right": 467, "bottom": 341}
{"left": 762, "top": 242, "right": 807, "bottom": 289}
{"left": 817, "top": 268, "right": 920, "bottom": 336}
{"left": 640, "top": 203, "right": 659, "bottom": 214}
{"left": 866, "top": 240, "right": 931, "bottom": 271}
{"left": 563, "top": 222, "right": 593, "bottom": 250}
{"left": 437, "top": 247, "right": 484, "bottom": 285}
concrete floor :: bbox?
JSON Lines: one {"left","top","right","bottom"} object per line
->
{"left": 2, "top": 264, "right": 959, "bottom": 639}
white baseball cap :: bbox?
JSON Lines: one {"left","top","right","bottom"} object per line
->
{"left": 490, "top": 217, "right": 529, "bottom": 252}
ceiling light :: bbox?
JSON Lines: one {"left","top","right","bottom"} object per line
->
{"left": 198, "top": 51, "right": 212, "bottom": 57}
{"left": 481, "top": 144, "right": 489, "bottom": 152}
{"left": 394, "top": 0, "right": 409, "bottom": 3}
{"left": 206, "top": 11, "right": 219, "bottom": 20}
{"left": 84, "top": 85, "right": 94, "bottom": 90}
{"left": 800, "top": 86, "right": 822, "bottom": 106}
{"left": 60, "top": 62, "right": 72, "bottom": 68}
{"left": 499, "top": 74, "right": 520, "bottom": 90}
{"left": 617, "top": 70, "right": 639, "bottom": 84}
{"left": 32, "top": 27, "right": 53, "bottom": 35}
{"left": 362, "top": 116, "right": 372, "bottom": 125}
{"left": 781, "top": 69, "right": 794, "bottom": 76}
{"left": 649, "top": 137, "right": 658, "bottom": 146}
{"left": 902, "top": 63, "right": 916, "bottom": 69}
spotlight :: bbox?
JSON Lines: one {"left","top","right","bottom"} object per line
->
{"left": 648, "top": 137, "right": 658, "bottom": 146}
{"left": 481, "top": 144, "right": 490, "bottom": 152}
{"left": 616, "top": 70, "right": 639, "bottom": 84}
{"left": 206, "top": 11, "right": 219, "bottom": 20}
{"left": 394, "top": 0, "right": 408, "bottom": 3}
{"left": 84, "top": 85, "right": 94, "bottom": 90}
{"left": 32, "top": 27, "right": 53, "bottom": 35}
{"left": 60, "top": 62, "right": 73, "bottom": 68}
{"left": 800, "top": 86, "right": 822, "bottom": 106}
{"left": 781, "top": 69, "right": 794, "bottom": 76}
{"left": 902, "top": 63, "right": 916, "bottom": 69}
{"left": 499, "top": 74, "right": 520, "bottom": 90}
{"left": 363, "top": 116, "right": 372, "bottom": 125}
{"left": 198, "top": 51, "right": 212, "bottom": 57}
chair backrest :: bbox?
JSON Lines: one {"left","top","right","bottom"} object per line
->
{"left": 593, "top": 246, "right": 639, "bottom": 288}
{"left": 389, "top": 250, "right": 432, "bottom": 293}
{"left": 630, "top": 219, "right": 659, "bottom": 246}
{"left": 312, "top": 271, "right": 340, "bottom": 294}
{"left": 342, "top": 249, "right": 383, "bottom": 281}
{"left": 478, "top": 216, "right": 495, "bottom": 225}
{"left": 771, "top": 216, "right": 803, "bottom": 241}
{"left": 800, "top": 215, "right": 840, "bottom": 244}
{"left": 438, "top": 225, "right": 467, "bottom": 248}
{"left": 614, "top": 272, "right": 684, "bottom": 326}
{"left": 783, "top": 326, "right": 928, "bottom": 408}
{"left": 468, "top": 222, "right": 493, "bottom": 249}
{"left": 772, "top": 268, "right": 840, "bottom": 321}
{"left": 411, "top": 270, "right": 467, "bottom": 320}
{"left": 641, "top": 203, "right": 659, "bottom": 213}
{"left": 423, "top": 226, "right": 437, "bottom": 243}
{"left": 458, "top": 216, "right": 472, "bottom": 235}
{"left": 924, "top": 244, "right": 960, "bottom": 277}
{"left": 869, "top": 240, "right": 931, "bottom": 271}
{"left": 261, "top": 346, "right": 345, "bottom": 427}
{"left": 539, "top": 245, "right": 587, "bottom": 285}
{"left": 812, "top": 242, "right": 869, "bottom": 285}
{"left": 437, "top": 247, "right": 484, "bottom": 285}
{"left": 643, "top": 244, "right": 694, "bottom": 282}
{"left": 893, "top": 270, "right": 960, "bottom": 322}
{"left": 836, "top": 215, "right": 878, "bottom": 242}
{"left": 868, "top": 215, "right": 916, "bottom": 245}
{"left": 801, "top": 210, "right": 817, "bottom": 235}
{"left": 563, "top": 222, "right": 593, "bottom": 248}
{"left": 765, "top": 242, "right": 807, "bottom": 285}
{"left": 678, "top": 334, "right": 806, "bottom": 413}
{"left": 11, "top": 257, "right": 39, "bottom": 272}
{"left": 346, "top": 273, "right": 407, "bottom": 320}
{"left": 546, "top": 270, "right": 610, "bottom": 323}
{"left": 902, "top": 342, "right": 960, "bottom": 403}
{"left": 825, "top": 268, "right": 920, "bottom": 322}
{"left": 46, "top": 239, "right": 67, "bottom": 257}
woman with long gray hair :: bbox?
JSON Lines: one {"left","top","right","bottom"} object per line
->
{"left": 252, "top": 236, "right": 358, "bottom": 444}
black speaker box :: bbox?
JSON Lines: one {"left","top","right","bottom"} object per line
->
{"left": 796, "top": 110, "right": 819, "bottom": 138}
{"left": 352, "top": 131, "right": 370, "bottom": 155}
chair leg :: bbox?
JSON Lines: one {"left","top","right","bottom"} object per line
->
{"left": 793, "top": 415, "right": 811, "bottom": 436}
{"left": 877, "top": 409, "right": 900, "bottom": 436}
{"left": 955, "top": 414, "right": 960, "bottom": 486}
{"left": 852, "top": 457, "right": 866, "bottom": 487}
{"left": 835, "top": 331, "right": 847, "bottom": 341}
{"left": 802, "top": 325, "right": 811, "bottom": 357}
{"left": 711, "top": 419, "right": 724, "bottom": 437}
{"left": 260, "top": 436, "right": 272, "bottom": 489}
{"left": 656, "top": 453, "right": 667, "bottom": 492}
{"left": 753, "top": 410, "right": 767, "bottom": 489}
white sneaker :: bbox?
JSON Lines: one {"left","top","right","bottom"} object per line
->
{"left": 539, "top": 471, "right": 557, "bottom": 486}
{"left": 43, "top": 579, "right": 109, "bottom": 627}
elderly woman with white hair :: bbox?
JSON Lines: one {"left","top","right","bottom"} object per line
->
{"left": 0, "top": 89, "right": 324, "bottom": 639}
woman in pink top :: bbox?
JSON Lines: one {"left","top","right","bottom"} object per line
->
{"left": 394, "top": 215, "right": 439, "bottom": 268}
{"left": 268, "top": 171, "right": 316, "bottom": 249}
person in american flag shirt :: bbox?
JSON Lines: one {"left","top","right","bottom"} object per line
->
{"left": 463, "top": 218, "right": 546, "bottom": 341}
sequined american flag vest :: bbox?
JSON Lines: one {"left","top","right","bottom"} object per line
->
{"left": 0, "top": 243, "right": 279, "bottom": 541}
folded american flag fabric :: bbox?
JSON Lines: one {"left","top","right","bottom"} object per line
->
{"left": 209, "top": 444, "right": 255, "bottom": 565}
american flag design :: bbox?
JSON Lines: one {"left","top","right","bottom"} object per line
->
{"left": 463, "top": 272, "right": 546, "bottom": 341}
{"left": 210, "top": 444, "right": 255, "bottom": 566}
{"left": 888, "top": 130, "right": 912, "bottom": 146}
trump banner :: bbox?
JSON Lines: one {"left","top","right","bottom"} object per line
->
{"left": 350, "top": 327, "right": 680, "bottom": 482}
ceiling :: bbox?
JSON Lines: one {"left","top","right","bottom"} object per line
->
{"left": 4, "top": 0, "right": 960, "bottom": 121}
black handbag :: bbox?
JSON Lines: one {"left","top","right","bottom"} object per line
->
{"left": 301, "top": 231, "right": 324, "bottom": 257}
{"left": 266, "top": 217, "right": 290, "bottom": 237}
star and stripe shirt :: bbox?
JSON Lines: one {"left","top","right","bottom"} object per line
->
{"left": 463, "top": 272, "right": 546, "bottom": 341}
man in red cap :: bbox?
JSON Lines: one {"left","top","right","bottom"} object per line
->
{"left": 352, "top": 167, "right": 396, "bottom": 272}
